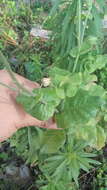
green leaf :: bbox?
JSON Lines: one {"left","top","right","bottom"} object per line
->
{"left": 85, "top": 55, "right": 107, "bottom": 73}
{"left": 49, "top": 67, "right": 71, "bottom": 87}
{"left": 81, "top": 73, "right": 97, "bottom": 85}
{"left": 79, "top": 162, "right": 89, "bottom": 173}
{"left": 88, "top": 84, "right": 106, "bottom": 97}
{"left": 66, "top": 72, "right": 82, "bottom": 97}
{"left": 75, "top": 124, "right": 97, "bottom": 146}
{"left": 104, "top": 114, "right": 107, "bottom": 122}
{"left": 56, "top": 89, "right": 103, "bottom": 128}
{"left": 40, "top": 130, "right": 66, "bottom": 154}
{"left": 96, "top": 126, "right": 106, "bottom": 150}
{"left": 70, "top": 159, "right": 79, "bottom": 186}
{"left": 70, "top": 36, "right": 98, "bottom": 57}
{"left": 32, "top": 102, "right": 56, "bottom": 121}
{"left": 40, "top": 140, "right": 99, "bottom": 187}
{"left": 40, "top": 154, "right": 64, "bottom": 174}
{"left": 66, "top": 84, "right": 78, "bottom": 98}
{"left": 88, "top": 5, "right": 103, "bottom": 37}
{"left": 16, "top": 94, "right": 37, "bottom": 114}
{"left": 17, "top": 88, "right": 61, "bottom": 121}
{"left": 52, "top": 160, "right": 67, "bottom": 181}
{"left": 55, "top": 87, "right": 65, "bottom": 99}
{"left": 33, "top": 88, "right": 61, "bottom": 120}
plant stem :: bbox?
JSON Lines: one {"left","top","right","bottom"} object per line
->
{"left": 72, "top": 53, "right": 80, "bottom": 73}
{"left": 81, "top": 2, "right": 93, "bottom": 44}
{"left": 78, "top": 0, "right": 82, "bottom": 50}
{"left": 28, "top": 127, "right": 32, "bottom": 151}
{"left": 0, "top": 82, "right": 17, "bottom": 91}
{"left": 72, "top": 1, "right": 93, "bottom": 73}
{"left": 72, "top": 0, "right": 81, "bottom": 73}
{"left": 0, "top": 50, "right": 34, "bottom": 96}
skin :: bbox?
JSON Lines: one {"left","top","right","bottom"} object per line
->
{"left": 0, "top": 70, "right": 57, "bottom": 142}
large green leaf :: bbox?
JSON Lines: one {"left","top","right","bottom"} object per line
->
{"left": 49, "top": 67, "right": 98, "bottom": 99}
{"left": 16, "top": 94, "right": 37, "bottom": 115}
{"left": 40, "top": 130, "right": 66, "bottom": 154}
{"left": 32, "top": 102, "right": 56, "bottom": 121}
{"left": 65, "top": 72, "right": 97, "bottom": 98}
{"left": 55, "top": 87, "right": 65, "bottom": 99}
{"left": 27, "top": 127, "right": 44, "bottom": 164}
{"left": 75, "top": 124, "right": 97, "bottom": 146}
{"left": 88, "top": 84, "right": 106, "bottom": 97}
{"left": 56, "top": 89, "right": 103, "bottom": 128}
{"left": 49, "top": 67, "right": 71, "bottom": 87}
{"left": 65, "top": 72, "right": 82, "bottom": 97}
{"left": 85, "top": 55, "right": 107, "bottom": 73}
{"left": 17, "top": 88, "right": 61, "bottom": 120}
{"left": 33, "top": 88, "right": 61, "bottom": 120}
{"left": 66, "top": 84, "right": 78, "bottom": 98}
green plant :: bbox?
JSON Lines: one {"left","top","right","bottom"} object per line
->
{"left": 45, "top": 0, "right": 105, "bottom": 70}
{"left": 14, "top": 61, "right": 107, "bottom": 188}
{"left": 15, "top": 1, "right": 107, "bottom": 188}
{"left": 0, "top": 0, "right": 51, "bottom": 78}
{"left": 91, "top": 158, "right": 107, "bottom": 190}
{"left": 0, "top": 0, "right": 107, "bottom": 189}
{"left": 32, "top": 0, "right": 52, "bottom": 12}
{"left": 39, "top": 139, "right": 100, "bottom": 185}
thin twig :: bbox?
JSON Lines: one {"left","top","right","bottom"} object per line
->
{"left": 0, "top": 81, "right": 17, "bottom": 91}
{"left": 79, "top": 166, "right": 100, "bottom": 180}
{"left": 0, "top": 50, "right": 34, "bottom": 97}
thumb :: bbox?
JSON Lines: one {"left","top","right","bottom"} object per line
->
{"left": 15, "top": 114, "right": 58, "bottom": 130}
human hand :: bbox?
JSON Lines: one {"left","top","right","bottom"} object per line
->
{"left": 0, "top": 70, "right": 57, "bottom": 142}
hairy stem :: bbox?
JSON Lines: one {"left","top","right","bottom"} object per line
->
{"left": 0, "top": 50, "right": 34, "bottom": 96}
{"left": 0, "top": 82, "right": 17, "bottom": 91}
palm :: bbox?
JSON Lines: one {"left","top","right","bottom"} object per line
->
{"left": 0, "top": 70, "right": 57, "bottom": 142}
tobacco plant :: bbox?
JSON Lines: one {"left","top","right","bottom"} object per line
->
{"left": 1, "top": 0, "right": 107, "bottom": 189}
